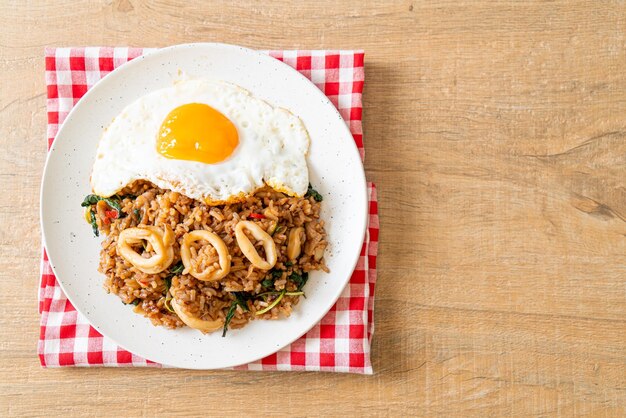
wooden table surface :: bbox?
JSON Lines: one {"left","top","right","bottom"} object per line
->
{"left": 1, "top": 1, "right": 624, "bottom": 416}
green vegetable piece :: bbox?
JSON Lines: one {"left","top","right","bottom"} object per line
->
{"left": 285, "top": 261, "right": 293, "bottom": 267}
{"left": 305, "top": 184, "right": 323, "bottom": 202}
{"left": 131, "top": 299, "right": 140, "bottom": 306}
{"left": 289, "top": 272, "right": 302, "bottom": 285}
{"left": 170, "top": 262, "right": 184, "bottom": 274}
{"left": 270, "top": 224, "right": 283, "bottom": 237}
{"left": 89, "top": 209, "right": 99, "bottom": 237}
{"left": 289, "top": 271, "right": 309, "bottom": 291}
{"left": 133, "top": 209, "right": 141, "bottom": 222}
{"left": 80, "top": 194, "right": 101, "bottom": 207}
{"left": 222, "top": 292, "right": 251, "bottom": 337}
{"left": 256, "top": 290, "right": 286, "bottom": 315}
{"left": 163, "top": 276, "right": 174, "bottom": 312}
{"left": 164, "top": 296, "right": 175, "bottom": 313}
{"left": 298, "top": 272, "right": 309, "bottom": 291}
{"left": 255, "top": 291, "right": 278, "bottom": 298}
{"left": 222, "top": 302, "right": 238, "bottom": 337}
{"left": 233, "top": 292, "right": 250, "bottom": 312}
{"left": 260, "top": 271, "right": 281, "bottom": 289}
{"left": 162, "top": 263, "right": 182, "bottom": 297}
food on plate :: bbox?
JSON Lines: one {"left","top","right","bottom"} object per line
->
{"left": 82, "top": 79, "right": 327, "bottom": 336}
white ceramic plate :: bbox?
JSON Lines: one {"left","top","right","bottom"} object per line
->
{"left": 40, "top": 43, "right": 367, "bottom": 369}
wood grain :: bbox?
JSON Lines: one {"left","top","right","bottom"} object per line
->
{"left": 1, "top": 1, "right": 624, "bottom": 416}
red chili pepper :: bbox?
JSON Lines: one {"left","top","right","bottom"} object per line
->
{"left": 105, "top": 210, "right": 119, "bottom": 219}
{"left": 103, "top": 217, "right": 111, "bottom": 225}
{"left": 249, "top": 213, "right": 266, "bottom": 219}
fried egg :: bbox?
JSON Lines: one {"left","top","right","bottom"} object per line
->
{"left": 90, "top": 79, "right": 310, "bottom": 203}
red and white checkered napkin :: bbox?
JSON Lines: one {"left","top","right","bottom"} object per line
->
{"left": 39, "top": 47, "right": 378, "bottom": 373}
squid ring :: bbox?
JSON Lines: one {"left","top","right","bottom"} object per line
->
{"left": 235, "top": 220, "right": 277, "bottom": 270}
{"left": 180, "top": 230, "right": 231, "bottom": 281}
{"left": 170, "top": 299, "right": 223, "bottom": 334}
{"left": 117, "top": 225, "right": 175, "bottom": 274}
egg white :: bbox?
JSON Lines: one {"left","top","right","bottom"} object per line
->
{"left": 90, "top": 79, "right": 310, "bottom": 203}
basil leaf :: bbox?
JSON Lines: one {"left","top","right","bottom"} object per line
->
{"left": 222, "top": 292, "right": 252, "bottom": 337}
{"left": 305, "top": 184, "right": 323, "bottom": 202}
{"left": 298, "top": 272, "right": 309, "bottom": 291}
{"left": 222, "top": 302, "right": 238, "bottom": 337}
{"left": 233, "top": 292, "right": 250, "bottom": 312}
{"left": 81, "top": 194, "right": 101, "bottom": 207}
{"left": 89, "top": 209, "right": 99, "bottom": 237}
{"left": 289, "top": 271, "right": 309, "bottom": 291}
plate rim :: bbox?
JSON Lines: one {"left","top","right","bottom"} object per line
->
{"left": 40, "top": 42, "right": 368, "bottom": 369}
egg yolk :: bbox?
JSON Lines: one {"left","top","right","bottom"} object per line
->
{"left": 157, "top": 103, "right": 239, "bottom": 164}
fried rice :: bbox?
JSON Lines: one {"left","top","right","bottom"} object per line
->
{"left": 85, "top": 180, "right": 328, "bottom": 335}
